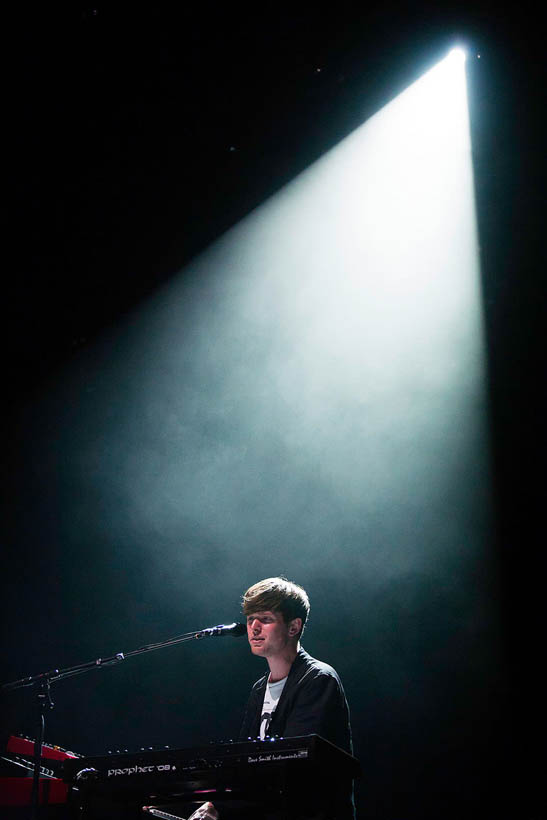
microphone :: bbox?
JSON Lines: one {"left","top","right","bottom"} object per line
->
{"left": 195, "top": 622, "right": 246, "bottom": 638}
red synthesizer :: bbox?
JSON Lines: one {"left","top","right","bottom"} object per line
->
{"left": 1, "top": 735, "right": 80, "bottom": 807}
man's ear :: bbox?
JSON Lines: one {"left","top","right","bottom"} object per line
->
{"left": 288, "top": 618, "right": 302, "bottom": 637}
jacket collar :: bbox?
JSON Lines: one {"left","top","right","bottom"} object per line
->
{"left": 256, "top": 646, "right": 309, "bottom": 692}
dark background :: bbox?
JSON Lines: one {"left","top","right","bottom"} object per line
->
{"left": 3, "top": 5, "right": 544, "bottom": 819}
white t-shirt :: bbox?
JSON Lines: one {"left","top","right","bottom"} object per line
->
{"left": 259, "top": 675, "right": 288, "bottom": 739}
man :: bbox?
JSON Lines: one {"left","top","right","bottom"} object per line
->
{"left": 239, "top": 577, "right": 355, "bottom": 819}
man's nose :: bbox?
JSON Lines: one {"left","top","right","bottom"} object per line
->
{"left": 249, "top": 619, "right": 261, "bottom": 632}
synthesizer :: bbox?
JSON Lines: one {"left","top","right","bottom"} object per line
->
{"left": 1, "top": 735, "right": 80, "bottom": 808}
{"left": 61, "top": 734, "right": 359, "bottom": 791}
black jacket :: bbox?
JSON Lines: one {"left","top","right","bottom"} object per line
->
{"left": 239, "top": 647, "right": 355, "bottom": 819}
{"left": 239, "top": 647, "right": 352, "bottom": 754}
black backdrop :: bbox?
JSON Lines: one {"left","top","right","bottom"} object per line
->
{"left": 3, "top": 6, "right": 544, "bottom": 819}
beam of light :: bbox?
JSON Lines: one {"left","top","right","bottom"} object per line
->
{"left": 40, "top": 46, "right": 490, "bottom": 616}
{"left": 75, "top": 45, "right": 486, "bottom": 592}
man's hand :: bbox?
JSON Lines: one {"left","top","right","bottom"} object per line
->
{"left": 188, "top": 802, "right": 219, "bottom": 820}
{"left": 143, "top": 801, "right": 219, "bottom": 820}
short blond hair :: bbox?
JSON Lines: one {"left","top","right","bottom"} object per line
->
{"left": 242, "top": 577, "right": 310, "bottom": 634}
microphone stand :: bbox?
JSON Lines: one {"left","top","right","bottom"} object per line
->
{"left": 1, "top": 623, "right": 243, "bottom": 819}
{"left": 31, "top": 677, "right": 54, "bottom": 819}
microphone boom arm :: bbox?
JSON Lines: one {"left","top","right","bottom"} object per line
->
{"left": 2, "top": 622, "right": 246, "bottom": 692}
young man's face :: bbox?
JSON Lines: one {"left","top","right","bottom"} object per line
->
{"left": 246, "top": 610, "right": 301, "bottom": 659}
